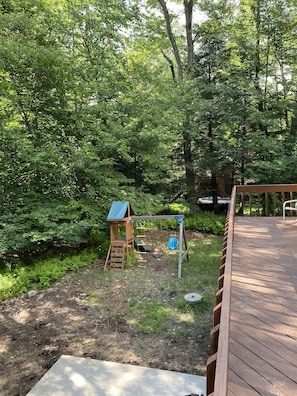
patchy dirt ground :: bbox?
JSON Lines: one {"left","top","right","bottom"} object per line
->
{"left": 0, "top": 231, "right": 211, "bottom": 396}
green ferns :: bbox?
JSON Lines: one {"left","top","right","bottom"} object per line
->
{"left": 0, "top": 249, "right": 98, "bottom": 302}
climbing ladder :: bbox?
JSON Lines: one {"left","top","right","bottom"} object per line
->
{"left": 104, "top": 240, "right": 126, "bottom": 272}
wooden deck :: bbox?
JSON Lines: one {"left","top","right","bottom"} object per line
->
{"left": 229, "top": 217, "right": 297, "bottom": 395}
{"left": 207, "top": 185, "right": 297, "bottom": 396}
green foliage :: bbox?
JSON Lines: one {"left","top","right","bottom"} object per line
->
{"left": 0, "top": 249, "right": 98, "bottom": 302}
{"left": 248, "top": 139, "right": 297, "bottom": 185}
{"left": 0, "top": 0, "right": 178, "bottom": 262}
{"left": 0, "top": 0, "right": 296, "bottom": 263}
{"left": 89, "top": 230, "right": 110, "bottom": 257}
{"left": 128, "top": 191, "right": 165, "bottom": 216}
{"left": 185, "top": 212, "right": 225, "bottom": 235}
{"left": 168, "top": 203, "right": 190, "bottom": 214}
{"left": 132, "top": 202, "right": 225, "bottom": 235}
{"left": 0, "top": 195, "right": 109, "bottom": 260}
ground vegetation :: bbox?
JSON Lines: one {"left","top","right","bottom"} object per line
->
{"left": 0, "top": 230, "right": 221, "bottom": 396}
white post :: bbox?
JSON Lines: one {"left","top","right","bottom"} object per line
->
{"left": 132, "top": 214, "right": 186, "bottom": 278}
{"left": 178, "top": 219, "right": 183, "bottom": 278}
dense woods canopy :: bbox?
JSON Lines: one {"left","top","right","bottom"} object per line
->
{"left": 0, "top": 0, "right": 297, "bottom": 258}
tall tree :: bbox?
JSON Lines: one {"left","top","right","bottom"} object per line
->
{"left": 144, "top": 0, "right": 197, "bottom": 201}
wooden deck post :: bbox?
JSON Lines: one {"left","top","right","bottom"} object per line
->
{"left": 216, "top": 287, "right": 224, "bottom": 305}
{"left": 213, "top": 302, "right": 222, "bottom": 327}
{"left": 210, "top": 324, "right": 220, "bottom": 355}
{"left": 206, "top": 353, "right": 217, "bottom": 395}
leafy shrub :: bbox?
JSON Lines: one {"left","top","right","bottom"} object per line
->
{"left": 89, "top": 229, "right": 110, "bottom": 258}
{"left": 185, "top": 212, "right": 225, "bottom": 235}
{"left": 129, "top": 192, "right": 164, "bottom": 216}
{"left": 0, "top": 249, "right": 98, "bottom": 302}
{"left": 156, "top": 202, "right": 190, "bottom": 215}
{"left": 132, "top": 204, "right": 225, "bottom": 235}
{"left": 0, "top": 195, "right": 107, "bottom": 261}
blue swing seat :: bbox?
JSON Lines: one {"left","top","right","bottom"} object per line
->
{"left": 168, "top": 237, "right": 178, "bottom": 250}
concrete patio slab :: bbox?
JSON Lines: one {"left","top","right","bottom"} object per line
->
{"left": 26, "top": 355, "right": 206, "bottom": 396}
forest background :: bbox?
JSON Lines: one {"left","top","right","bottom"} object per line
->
{"left": 1, "top": 0, "right": 297, "bottom": 262}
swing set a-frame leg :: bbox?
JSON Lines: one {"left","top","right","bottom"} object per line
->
{"left": 183, "top": 224, "right": 189, "bottom": 261}
{"left": 104, "top": 244, "right": 112, "bottom": 271}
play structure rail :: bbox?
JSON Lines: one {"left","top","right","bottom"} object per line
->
{"left": 131, "top": 215, "right": 184, "bottom": 220}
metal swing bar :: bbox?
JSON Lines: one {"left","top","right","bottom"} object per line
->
{"left": 131, "top": 215, "right": 189, "bottom": 278}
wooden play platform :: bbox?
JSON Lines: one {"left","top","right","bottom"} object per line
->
{"left": 208, "top": 184, "right": 297, "bottom": 395}
{"left": 104, "top": 201, "right": 189, "bottom": 277}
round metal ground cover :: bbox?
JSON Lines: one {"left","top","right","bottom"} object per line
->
{"left": 184, "top": 293, "right": 202, "bottom": 304}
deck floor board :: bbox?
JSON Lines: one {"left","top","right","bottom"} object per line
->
{"left": 229, "top": 217, "right": 297, "bottom": 395}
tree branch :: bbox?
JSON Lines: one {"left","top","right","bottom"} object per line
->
{"left": 158, "top": 0, "right": 183, "bottom": 81}
{"left": 184, "top": 0, "right": 193, "bottom": 75}
{"left": 162, "top": 50, "right": 176, "bottom": 83}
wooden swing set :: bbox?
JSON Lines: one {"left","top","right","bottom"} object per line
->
{"left": 104, "top": 201, "right": 189, "bottom": 277}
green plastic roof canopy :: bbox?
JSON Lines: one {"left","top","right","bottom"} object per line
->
{"left": 107, "top": 201, "right": 134, "bottom": 221}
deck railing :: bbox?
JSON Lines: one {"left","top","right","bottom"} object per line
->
{"left": 236, "top": 184, "right": 297, "bottom": 216}
{"left": 206, "top": 184, "right": 297, "bottom": 396}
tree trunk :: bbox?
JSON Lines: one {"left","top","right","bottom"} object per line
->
{"left": 184, "top": 0, "right": 194, "bottom": 75}
{"left": 158, "top": 0, "right": 196, "bottom": 200}
{"left": 254, "top": 0, "right": 268, "bottom": 135}
{"left": 183, "top": 119, "right": 196, "bottom": 202}
{"left": 208, "top": 117, "right": 218, "bottom": 210}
